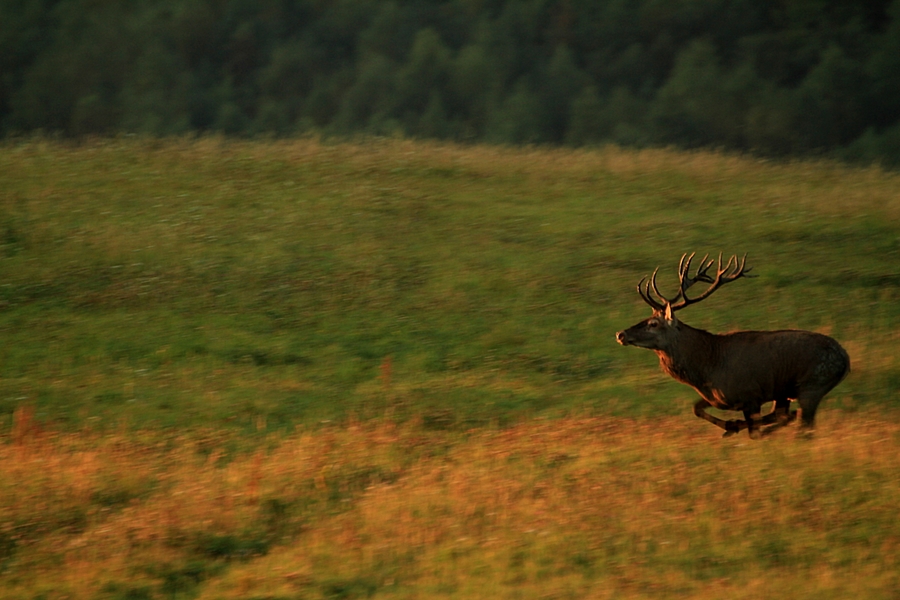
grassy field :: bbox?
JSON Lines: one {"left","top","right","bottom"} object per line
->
{"left": 1, "top": 137, "right": 900, "bottom": 598}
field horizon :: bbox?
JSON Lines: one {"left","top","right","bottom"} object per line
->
{"left": 1, "top": 137, "right": 899, "bottom": 598}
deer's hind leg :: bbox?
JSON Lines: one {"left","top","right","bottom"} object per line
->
{"left": 797, "top": 391, "right": 826, "bottom": 431}
{"left": 758, "top": 398, "right": 798, "bottom": 435}
{"left": 693, "top": 399, "right": 748, "bottom": 437}
{"left": 772, "top": 398, "right": 797, "bottom": 424}
{"left": 796, "top": 343, "right": 851, "bottom": 431}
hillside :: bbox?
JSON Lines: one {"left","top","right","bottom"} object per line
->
{"left": 2, "top": 137, "right": 897, "bottom": 432}
{"left": 1, "top": 138, "right": 899, "bottom": 597}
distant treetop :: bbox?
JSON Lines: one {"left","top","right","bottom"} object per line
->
{"left": 2, "top": 0, "right": 899, "bottom": 165}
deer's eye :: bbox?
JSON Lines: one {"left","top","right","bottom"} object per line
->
{"left": 648, "top": 320, "right": 659, "bottom": 329}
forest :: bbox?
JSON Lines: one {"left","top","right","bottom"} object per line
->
{"left": 2, "top": 0, "right": 900, "bottom": 164}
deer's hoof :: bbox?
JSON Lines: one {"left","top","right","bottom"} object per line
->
{"left": 748, "top": 429, "right": 762, "bottom": 440}
{"left": 722, "top": 430, "right": 737, "bottom": 438}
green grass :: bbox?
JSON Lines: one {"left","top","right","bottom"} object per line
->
{"left": 2, "top": 136, "right": 897, "bottom": 436}
{"left": 2, "top": 136, "right": 900, "bottom": 597}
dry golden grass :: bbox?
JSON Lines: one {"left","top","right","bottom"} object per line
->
{"left": 3, "top": 411, "right": 900, "bottom": 599}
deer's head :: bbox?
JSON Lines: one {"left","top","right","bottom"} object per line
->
{"left": 616, "top": 253, "right": 752, "bottom": 350}
{"left": 615, "top": 305, "right": 680, "bottom": 350}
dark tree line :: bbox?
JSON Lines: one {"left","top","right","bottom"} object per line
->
{"left": 3, "top": 0, "right": 900, "bottom": 164}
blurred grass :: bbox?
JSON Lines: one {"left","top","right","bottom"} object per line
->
{"left": 3, "top": 414, "right": 900, "bottom": 599}
{"left": 2, "top": 136, "right": 899, "bottom": 434}
{"left": 2, "top": 137, "right": 900, "bottom": 597}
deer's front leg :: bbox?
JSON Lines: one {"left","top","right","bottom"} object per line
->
{"left": 693, "top": 399, "right": 747, "bottom": 437}
{"left": 758, "top": 399, "right": 797, "bottom": 434}
{"left": 742, "top": 405, "right": 763, "bottom": 439}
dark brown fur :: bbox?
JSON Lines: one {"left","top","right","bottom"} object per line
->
{"left": 617, "top": 311, "right": 850, "bottom": 438}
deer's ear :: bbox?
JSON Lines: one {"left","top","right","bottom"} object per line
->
{"left": 664, "top": 303, "right": 678, "bottom": 324}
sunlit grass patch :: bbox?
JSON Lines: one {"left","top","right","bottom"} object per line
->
{"left": 2, "top": 415, "right": 897, "bottom": 598}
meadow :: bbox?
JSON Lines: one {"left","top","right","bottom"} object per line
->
{"left": 1, "top": 137, "right": 899, "bottom": 598}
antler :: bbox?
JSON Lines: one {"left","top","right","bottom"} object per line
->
{"left": 637, "top": 267, "right": 667, "bottom": 311}
{"left": 637, "top": 252, "right": 753, "bottom": 312}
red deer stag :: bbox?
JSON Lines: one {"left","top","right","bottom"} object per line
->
{"left": 615, "top": 253, "right": 849, "bottom": 438}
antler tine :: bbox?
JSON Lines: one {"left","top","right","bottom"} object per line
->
{"left": 678, "top": 252, "right": 694, "bottom": 279}
{"left": 648, "top": 275, "right": 665, "bottom": 307}
{"left": 670, "top": 252, "right": 715, "bottom": 304}
{"left": 637, "top": 269, "right": 666, "bottom": 311}
{"left": 694, "top": 253, "right": 714, "bottom": 281}
{"left": 742, "top": 253, "right": 754, "bottom": 277}
{"left": 637, "top": 276, "right": 648, "bottom": 302}
{"left": 720, "top": 252, "right": 736, "bottom": 276}
{"left": 671, "top": 253, "right": 693, "bottom": 304}
{"left": 649, "top": 267, "right": 671, "bottom": 306}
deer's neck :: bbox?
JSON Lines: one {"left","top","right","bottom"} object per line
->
{"left": 654, "top": 323, "right": 719, "bottom": 388}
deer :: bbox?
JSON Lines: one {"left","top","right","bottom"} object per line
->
{"left": 615, "top": 253, "right": 849, "bottom": 438}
